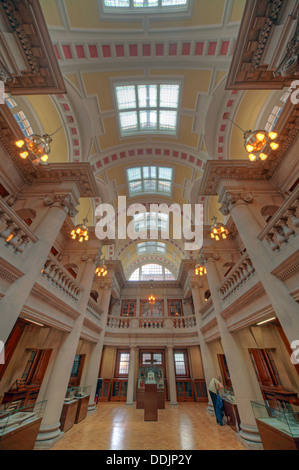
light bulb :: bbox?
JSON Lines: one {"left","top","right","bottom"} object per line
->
{"left": 15, "top": 140, "right": 25, "bottom": 148}
{"left": 256, "top": 133, "right": 265, "bottom": 141}
{"left": 269, "top": 132, "right": 278, "bottom": 140}
{"left": 249, "top": 154, "right": 257, "bottom": 162}
{"left": 259, "top": 153, "right": 268, "bottom": 161}
{"left": 40, "top": 154, "right": 49, "bottom": 163}
{"left": 20, "top": 151, "right": 29, "bottom": 159}
{"left": 246, "top": 144, "right": 254, "bottom": 153}
{"left": 270, "top": 142, "right": 279, "bottom": 151}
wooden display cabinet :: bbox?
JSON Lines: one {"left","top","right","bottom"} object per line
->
{"left": 0, "top": 417, "right": 42, "bottom": 450}
{"left": 60, "top": 399, "right": 78, "bottom": 432}
{"left": 176, "top": 379, "right": 194, "bottom": 402}
{"left": 256, "top": 419, "right": 299, "bottom": 450}
{"left": 96, "top": 379, "right": 111, "bottom": 402}
{"left": 194, "top": 379, "right": 208, "bottom": 403}
{"left": 75, "top": 395, "right": 90, "bottom": 424}
{"left": 222, "top": 399, "right": 241, "bottom": 433}
{"left": 110, "top": 380, "right": 128, "bottom": 402}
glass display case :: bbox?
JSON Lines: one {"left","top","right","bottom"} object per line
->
{"left": 251, "top": 401, "right": 299, "bottom": 449}
{"left": 64, "top": 387, "right": 77, "bottom": 403}
{"left": 138, "top": 366, "right": 165, "bottom": 390}
{"left": 176, "top": 380, "right": 193, "bottom": 401}
{"left": 0, "top": 401, "right": 47, "bottom": 450}
{"left": 221, "top": 386, "right": 237, "bottom": 404}
{"left": 221, "top": 387, "right": 240, "bottom": 433}
{"left": 73, "top": 385, "right": 91, "bottom": 398}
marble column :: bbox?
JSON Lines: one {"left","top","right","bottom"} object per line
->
{"left": 84, "top": 285, "right": 112, "bottom": 413}
{"left": 35, "top": 257, "right": 97, "bottom": 449}
{"left": 126, "top": 346, "right": 136, "bottom": 406}
{"left": 167, "top": 346, "right": 178, "bottom": 406}
{"left": 221, "top": 193, "right": 299, "bottom": 344}
{"left": 191, "top": 282, "right": 218, "bottom": 414}
{"left": 0, "top": 195, "right": 78, "bottom": 344}
{"left": 205, "top": 256, "right": 263, "bottom": 449}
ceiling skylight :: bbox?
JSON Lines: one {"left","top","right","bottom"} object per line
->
{"left": 137, "top": 241, "right": 167, "bottom": 255}
{"left": 127, "top": 166, "right": 173, "bottom": 197}
{"left": 104, "top": 0, "right": 188, "bottom": 11}
{"left": 115, "top": 83, "right": 180, "bottom": 136}
{"left": 133, "top": 212, "right": 169, "bottom": 233}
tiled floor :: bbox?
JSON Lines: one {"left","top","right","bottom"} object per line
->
{"left": 52, "top": 402, "right": 246, "bottom": 450}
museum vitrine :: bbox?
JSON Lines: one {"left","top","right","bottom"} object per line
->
{"left": 221, "top": 387, "right": 241, "bottom": 433}
{"left": 194, "top": 379, "right": 208, "bottom": 403}
{"left": 60, "top": 388, "right": 79, "bottom": 433}
{"left": 0, "top": 400, "right": 46, "bottom": 450}
{"left": 176, "top": 380, "right": 194, "bottom": 402}
{"left": 73, "top": 386, "right": 91, "bottom": 424}
{"left": 96, "top": 379, "right": 111, "bottom": 402}
{"left": 110, "top": 380, "right": 128, "bottom": 401}
{"left": 251, "top": 401, "right": 299, "bottom": 450}
{"left": 137, "top": 350, "right": 166, "bottom": 407}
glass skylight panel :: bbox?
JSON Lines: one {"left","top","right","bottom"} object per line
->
{"left": 138, "top": 85, "right": 157, "bottom": 108}
{"left": 104, "top": 0, "right": 129, "bottom": 6}
{"left": 133, "top": 212, "right": 169, "bottom": 232}
{"left": 104, "top": 0, "right": 188, "bottom": 9}
{"left": 115, "top": 83, "right": 180, "bottom": 136}
{"left": 127, "top": 166, "right": 173, "bottom": 196}
{"left": 137, "top": 241, "right": 166, "bottom": 255}
{"left": 119, "top": 111, "right": 138, "bottom": 132}
{"left": 160, "top": 84, "right": 180, "bottom": 108}
{"left": 134, "top": 0, "right": 159, "bottom": 7}
{"left": 162, "top": 0, "right": 187, "bottom": 5}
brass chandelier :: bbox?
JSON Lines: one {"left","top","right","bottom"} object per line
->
{"left": 95, "top": 256, "right": 108, "bottom": 277}
{"left": 71, "top": 218, "right": 89, "bottom": 243}
{"left": 210, "top": 216, "right": 229, "bottom": 241}
{"left": 148, "top": 282, "right": 156, "bottom": 305}
{"left": 228, "top": 118, "right": 279, "bottom": 162}
{"left": 195, "top": 255, "right": 207, "bottom": 276}
{"left": 15, "top": 123, "right": 66, "bottom": 165}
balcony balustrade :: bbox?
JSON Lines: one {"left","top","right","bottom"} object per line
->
{"left": 218, "top": 254, "right": 255, "bottom": 302}
{"left": 106, "top": 315, "right": 197, "bottom": 330}
{"left": 0, "top": 199, "right": 37, "bottom": 254}
{"left": 41, "top": 254, "right": 83, "bottom": 303}
{"left": 258, "top": 187, "right": 299, "bottom": 252}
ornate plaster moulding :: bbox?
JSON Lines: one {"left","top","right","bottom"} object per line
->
{"left": 270, "top": 251, "right": 299, "bottom": 282}
{"left": 83, "top": 317, "right": 102, "bottom": 335}
{"left": 220, "top": 281, "right": 266, "bottom": 320}
{"left": 0, "top": 256, "right": 24, "bottom": 283}
{"left": 21, "top": 306, "right": 73, "bottom": 334}
{"left": 226, "top": 305, "right": 276, "bottom": 334}
{"left": 31, "top": 282, "right": 81, "bottom": 322}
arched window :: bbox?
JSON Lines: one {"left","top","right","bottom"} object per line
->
{"left": 129, "top": 263, "right": 176, "bottom": 281}
{"left": 4, "top": 93, "right": 34, "bottom": 137}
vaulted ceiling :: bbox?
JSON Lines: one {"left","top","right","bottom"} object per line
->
{"left": 8, "top": 0, "right": 282, "bottom": 277}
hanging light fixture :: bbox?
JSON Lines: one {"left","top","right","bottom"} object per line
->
{"left": 210, "top": 216, "right": 229, "bottom": 241}
{"left": 228, "top": 118, "right": 279, "bottom": 162}
{"left": 195, "top": 254, "right": 207, "bottom": 276}
{"left": 71, "top": 206, "right": 92, "bottom": 243}
{"left": 15, "top": 122, "right": 66, "bottom": 165}
{"left": 71, "top": 217, "right": 89, "bottom": 243}
{"left": 148, "top": 282, "right": 156, "bottom": 305}
{"left": 95, "top": 255, "right": 108, "bottom": 277}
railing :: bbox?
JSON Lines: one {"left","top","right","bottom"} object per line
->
{"left": 106, "top": 315, "right": 197, "bottom": 330}
{"left": 41, "top": 254, "right": 83, "bottom": 302}
{"left": 258, "top": 188, "right": 299, "bottom": 252}
{"left": 199, "top": 298, "right": 215, "bottom": 322}
{"left": 87, "top": 297, "right": 103, "bottom": 320}
{"left": 0, "top": 199, "right": 38, "bottom": 254}
{"left": 218, "top": 254, "right": 255, "bottom": 302}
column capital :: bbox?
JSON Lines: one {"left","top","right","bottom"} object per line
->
{"left": 220, "top": 191, "right": 254, "bottom": 216}
{"left": 44, "top": 194, "right": 78, "bottom": 217}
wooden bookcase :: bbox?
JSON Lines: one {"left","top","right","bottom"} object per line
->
{"left": 96, "top": 379, "right": 111, "bottom": 402}
{"left": 194, "top": 379, "right": 208, "bottom": 402}
{"left": 176, "top": 379, "right": 194, "bottom": 402}
{"left": 110, "top": 380, "right": 128, "bottom": 401}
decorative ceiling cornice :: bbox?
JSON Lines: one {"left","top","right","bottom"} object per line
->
{"left": 226, "top": 0, "right": 298, "bottom": 90}
{"left": 0, "top": 0, "right": 66, "bottom": 94}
